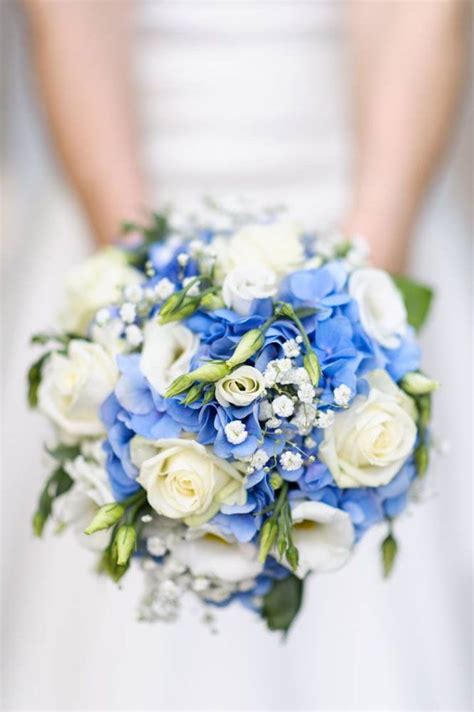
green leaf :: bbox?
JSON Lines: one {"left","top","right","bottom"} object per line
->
{"left": 381, "top": 533, "right": 398, "bottom": 578}
{"left": 27, "top": 353, "right": 50, "bottom": 408}
{"left": 46, "top": 443, "right": 81, "bottom": 462}
{"left": 32, "top": 467, "right": 74, "bottom": 537}
{"left": 392, "top": 275, "right": 434, "bottom": 331}
{"left": 262, "top": 574, "right": 304, "bottom": 634}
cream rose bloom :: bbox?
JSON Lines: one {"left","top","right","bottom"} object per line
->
{"left": 212, "top": 221, "right": 304, "bottom": 279}
{"left": 59, "top": 247, "right": 141, "bottom": 335}
{"left": 222, "top": 266, "right": 277, "bottom": 316}
{"left": 38, "top": 340, "right": 118, "bottom": 440}
{"left": 140, "top": 321, "right": 199, "bottom": 395}
{"left": 349, "top": 267, "right": 407, "bottom": 349}
{"left": 130, "top": 436, "right": 247, "bottom": 526}
{"left": 171, "top": 527, "right": 263, "bottom": 583}
{"left": 288, "top": 501, "right": 355, "bottom": 578}
{"left": 318, "top": 370, "right": 417, "bottom": 488}
{"left": 215, "top": 365, "right": 265, "bottom": 408}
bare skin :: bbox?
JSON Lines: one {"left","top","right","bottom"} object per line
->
{"left": 343, "top": 0, "right": 468, "bottom": 272}
{"left": 23, "top": 1, "right": 468, "bottom": 268}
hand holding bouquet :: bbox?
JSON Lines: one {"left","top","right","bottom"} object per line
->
{"left": 29, "top": 203, "right": 437, "bottom": 633}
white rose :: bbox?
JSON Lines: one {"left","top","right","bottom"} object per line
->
{"left": 222, "top": 266, "right": 277, "bottom": 316}
{"left": 349, "top": 267, "right": 407, "bottom": 349}
{"left": 288, "top": 501, "right": 354, "bottom": 577}
{"left": 140, "top": 321, "right": 199, "bottom": 395}
{"left": 212, "top": 221, "right": 304, "bottom": 279}
{"left": 53, "top": 441, "right": 113, "bottom": 551}
{"left": 130, "top": 436, "right": 247, "bottom": 526}
{"left": 59, "top": 247, "right": 142, "bottom": 335}
{"left": 38, "top": 340, "right": 118, "bottom": 440}
{"left": 215, "top": 365, "right": 265, "bottom": 408}
{"left": 318, "top": 370, "right": 417, "bottom": 488}
{"left": 171, "top": 527, "right": 262, "bottom": 583}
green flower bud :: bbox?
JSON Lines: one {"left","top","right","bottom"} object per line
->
{"left": 32, "top": 511, "right": 45, "bottom": 538}
{"left": 417, "top": 394, "right": 432, "bottom": 429}
{"left": 187, "top": 361, "right": 230, "bottom": 384}
{"left": 269, "top": 473, "right": 283, "bottom": 490}
{"left": 183, "top": 383, "right": 204, "bottom": 405}
{"left": 159, "top": 291, "right": 183, "bottom": 318}
{"left": 258, "top": 518, "right": 278, "bottom": 563}
{"left": 274, "top": 302, "right": 296, "bottom": 320}
{"left": 203, "top": 386, "right": 216, "bottom": 404}
{"left": 165, "top": 362, "right": 230, "bottom": 398}
{"left": 304, "top": 350, "right": 321, "bottom": 386}
{"left": 164, "top": 373, "right": 194, "bottom": 398}
{"left": 381, "top": 533, "right": 398, "bottom": 578}
{"left": 400, "top": 371, "right": 439, "bottom": 396}
{"left": 286, "top": 543, "right": 299, "bottom": 572}
{"left": 114, "top": 525, "right": 137, "bottom": 566}
{"left": 226, "top": 329, "right": 265, "bottom": 368}
{"left": 415, "top": 442, "right": 429, "bottom": 476}
{"left": 159, "top": 296, "right": 197, "bottom": 324}
{"left": 200, "top": 293, "right": 224, "bottom": 311}
{"left": 84, "top": 502, "right": 125, "bottom": 535}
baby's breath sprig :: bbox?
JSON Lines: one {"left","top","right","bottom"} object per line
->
{"left": 274, "top": 302, "right": 321, "bottom": 386}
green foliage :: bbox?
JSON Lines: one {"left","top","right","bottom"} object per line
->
{"left": 262, "top": 574, "right": 304, "bottom": 634}
{"left": 392, "top": 275, "right": 434, "bottom": 331}
{"left": 27, "top": 353, "right": 50, "bottom": 408}
{"left": 121, "top": 211, "right": 169, "bottom": 245}
{"left": 381, "top": 532, "right": 398, "bottom": 578}
{"left": 46, "top": 443, "right": 81, "bottom": 462}
{"left": 122, "top": 212, "right": 170, "bottom": 269}
{"left": 32, "top": 467, "right": 74, "bottom": 537}
{"left": 258, "top": 484, "right": 299, "bottom": 573}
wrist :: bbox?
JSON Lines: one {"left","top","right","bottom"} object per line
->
{"left": 342, "top": 208, "right": 412, "bottom": 274}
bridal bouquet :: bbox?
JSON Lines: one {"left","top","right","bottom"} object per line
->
{"left": 29, "top": 203, "right": 437, "bottom": 633}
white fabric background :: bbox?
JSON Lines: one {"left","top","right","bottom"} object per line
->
{"left": 1, "top": 2, "right": 472, "bottom": 710}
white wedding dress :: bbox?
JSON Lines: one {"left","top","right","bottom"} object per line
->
{"left": 2, "top": 2, "right": 472, "bottom": 710}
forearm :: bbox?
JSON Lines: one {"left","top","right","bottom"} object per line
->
{"left": 345, "top": 1, "right": 468, "bottom": 272}
{"left": 23, "top": 0, "right": 146, "bottom": 245}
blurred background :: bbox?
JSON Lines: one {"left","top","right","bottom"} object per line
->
{"left": 1, "top": 2, "right": 473, "bottom": 710}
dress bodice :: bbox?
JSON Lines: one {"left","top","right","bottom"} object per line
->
{"left": 133, "top": 1, "right": 352, "bottom": 226}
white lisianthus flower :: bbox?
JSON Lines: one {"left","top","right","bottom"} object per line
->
{"left": 288, "top": 501, "right": 354, "bottom": 577}
{"left": 349, "top": 268, "right": 407, "bottom": 349}
{"left": 222, "top": 266, "right": 277, "bottom": 316}
{"left": 318, "top": 370, "right": 417, "bottom": 488}
{"left": 38, "top": 341, "right": 118, "bottom": 440}
{"left": 171, "top": 527, "right": 262, "bottom": 583}
{"left": 130, "top": 436, "right": 247, "bottom": 526}
{"left": 59, "top": 247, "right": 142, "bottom": 335}
{"left": 212, "top": 221, "right": 304, "bottom": 279}
{"left": 215, "top": 365, "right": 265, "bottom": 407}
{"left": 53, "top": 441, "right": 113, "bottom": 551}
{"left": 90, "top": 318, "right": 126, "bottom": 356}
{"left": 140, "top": 321, "right": 199, "bottom": 395}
